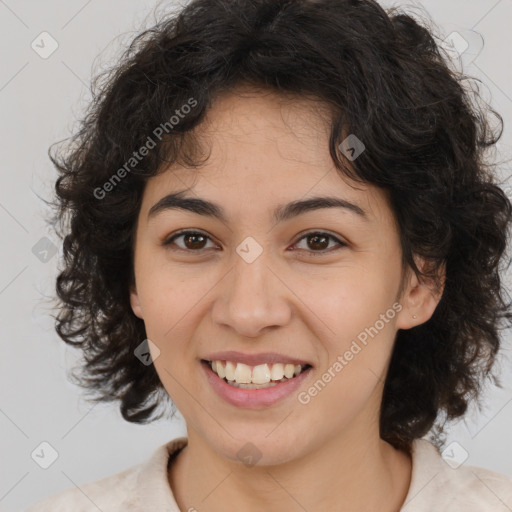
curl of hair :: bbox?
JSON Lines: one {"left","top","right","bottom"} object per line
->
{"left": 47, "top": 0, "right": 512, "bottom": 452}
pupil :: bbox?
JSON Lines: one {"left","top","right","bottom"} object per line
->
{"left": 185, "top": 234, "right": 206, "bottom": 249}
{"left": 309, "top": 234, "right": 328, "bottom": 250}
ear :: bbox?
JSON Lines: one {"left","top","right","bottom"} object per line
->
{"left": 129, "top": 283, "right": 144, "bottom": 319}
{"left": 395, "top": 258, "right": 445, "bottom": 330}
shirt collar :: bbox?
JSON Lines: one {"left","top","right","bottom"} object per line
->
{"left": 135, "top": 436, "right": 188, "bottom": 511}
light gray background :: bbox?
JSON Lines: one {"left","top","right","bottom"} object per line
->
{"left": 1, "top": 1, "right": 511, "bottom": 511}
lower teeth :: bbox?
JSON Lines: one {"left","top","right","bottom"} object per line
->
{"left": 224, "top": 377, "right": 293, "bottom": 389}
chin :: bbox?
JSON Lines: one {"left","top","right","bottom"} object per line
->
{"left": 208, "top": 424, "right": 309, "bottom": 468}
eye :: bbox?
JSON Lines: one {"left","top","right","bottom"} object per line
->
{"left": 292, "top": 231, "right": 347, "bottom": 256}
{"left": 162, "top": 229, "right": 347, "bottom": 256}
{"left": 163, "top": 230, "right": 218, "bottom": 252}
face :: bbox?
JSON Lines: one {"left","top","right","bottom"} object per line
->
{"left": 130, "top": 86, "right": 441, "bottom": 466}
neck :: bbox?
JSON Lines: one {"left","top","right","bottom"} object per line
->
{"left": 168, "top": 425, "right": 412, "bottom": 512}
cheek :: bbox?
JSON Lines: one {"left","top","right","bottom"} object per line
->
{"left": 136, "top": 273, "right": 215, "bottom": 375}
{"left": 301, "top": 263, "right": 399, "bottom": 385}
{"left": 302, "top": 269, "right": 396, "bottom": 338}
{"left": 303, "top": 322, "right": 397, "bottom": 429}
{"left": 136, "top": 261, "right": 200, "bottom": 329}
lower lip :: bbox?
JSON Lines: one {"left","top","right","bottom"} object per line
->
{"left": 201, "top": 360, "right": 313, "bottom": 409}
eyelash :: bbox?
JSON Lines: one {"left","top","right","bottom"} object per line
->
{"left": 162, "top": 229, "right": 347, "bottom": 256}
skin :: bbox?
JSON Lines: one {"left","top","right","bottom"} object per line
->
{"left": 129, "top": 85, "right": 444, "bottom": 512}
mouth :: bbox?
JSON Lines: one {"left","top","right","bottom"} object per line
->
{"left": 201, "top": 359, "right": 313, "bottom": 389}
{"left": 200, "top": 358, "right": 313, "bottom": 409}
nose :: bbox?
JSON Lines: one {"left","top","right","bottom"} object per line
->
{"left": 211, "top": 248, "right": 292, "bottom": 338}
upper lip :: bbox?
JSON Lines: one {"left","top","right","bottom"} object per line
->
{"left": 202, "top": 351, "right": 313, "bottom": 367}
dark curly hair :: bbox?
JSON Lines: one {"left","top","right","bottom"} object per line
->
{"left": 46, "top": 0, "right": 512, "bottom": 453}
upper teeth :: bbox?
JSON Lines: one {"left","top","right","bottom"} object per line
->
{"left": 210, "top": 361, "right": 305, "bottom": 384}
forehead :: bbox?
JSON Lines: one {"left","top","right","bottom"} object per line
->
{"left": 139, "top": 86, "right": 393, "bottom": 225}
{"left": 201, "top": 84, "right": 333, "bottom": 137}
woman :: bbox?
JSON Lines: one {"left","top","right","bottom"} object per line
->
{"left": 26, "top": 0, "right": 512, "bottom": 510}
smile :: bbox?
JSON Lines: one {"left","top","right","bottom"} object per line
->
{"left": 200, "top": 359, "right": 313, "bottom": 408}
{"left": 206, "top": 360, "right": 311, "bottom": 388}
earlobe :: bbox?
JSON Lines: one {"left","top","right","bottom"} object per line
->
{"left": 129, "top": 284, "right": 144, "bottom": 319}
{"left": 395, "top": 259, "right": 445, "bottom": 330}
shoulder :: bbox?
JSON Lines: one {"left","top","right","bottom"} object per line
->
{"left": 23, "top": 465, "right": 140, "bottom": 512}
{"left": 401, "top": 438, "right": 512, "bottom": 512}
{"left": 23, "top": 436, "right": 188, "bottom": 512}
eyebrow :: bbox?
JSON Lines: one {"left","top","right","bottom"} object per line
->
{"left": 147, "top": 190, "right": 369, "bottom": 224}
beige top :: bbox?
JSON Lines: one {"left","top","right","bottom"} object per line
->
{"left": 24, "top": 436, "right": 512, "bottom": 511}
